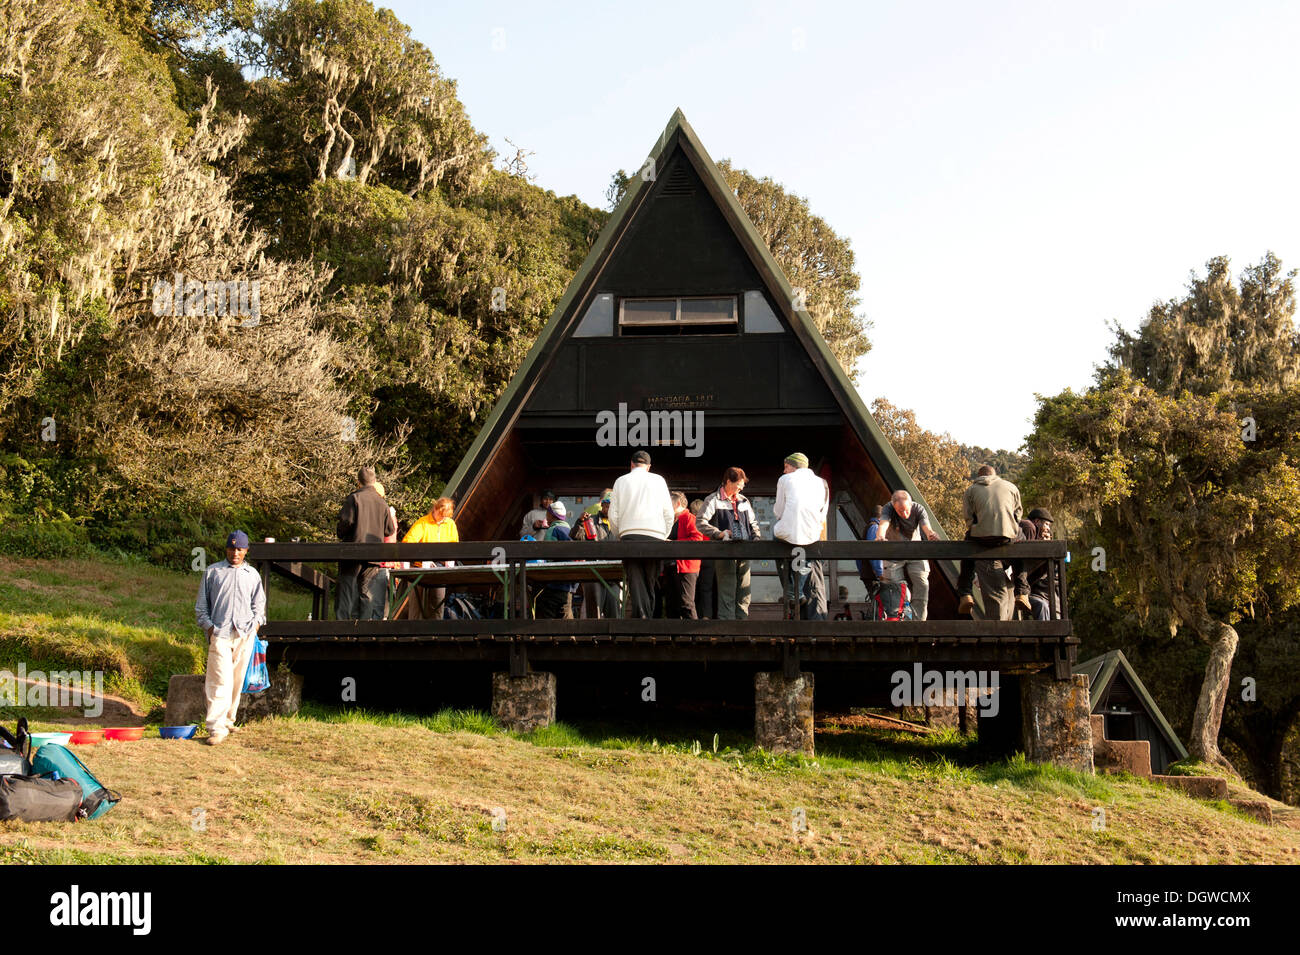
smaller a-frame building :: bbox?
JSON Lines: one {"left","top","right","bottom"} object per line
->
{"left": 443, "top": 109, "right": 956, "bottom": 614}
{"left": 1075, "top": 650, "right": 1188, "bottom": 775}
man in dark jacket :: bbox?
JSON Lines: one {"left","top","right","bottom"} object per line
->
{"left": 337, "top": 466, "right": 398, "bottom": 620}
{"left": 696, "top": 467, "right": 762, "bottom": 620}
{"left": 1017, "top": 508, "right": 1059, "bottom": 620}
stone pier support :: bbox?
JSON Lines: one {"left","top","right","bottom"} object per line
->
{"left": 754, "top": 671, "right": 815, "bottom": 756}
{"left": 164, "top": 667, "right": 303, "bottom": 726}
{"left": 491, "top": 671, "right": 556, "bottom": 732}
{"left": 1020, "top": 672, "right": 1094, "bottom": 773}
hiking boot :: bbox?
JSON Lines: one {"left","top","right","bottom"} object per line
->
{"left": 1016, "top": 594, "right": 1033, "bottom": 615}
{"left": 957, "top": 594, "right": 974, "bottom": 615}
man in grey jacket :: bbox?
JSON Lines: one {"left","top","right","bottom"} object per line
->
{"left": 195, "top": 530, "right": 266, "bottom": 745}
{"left": 957, "top": 465, "right": 1026, "bottom": 620}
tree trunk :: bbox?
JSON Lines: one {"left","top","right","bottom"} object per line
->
{"left": 1187, "top": 618, "right": 1239, "bottom": 770}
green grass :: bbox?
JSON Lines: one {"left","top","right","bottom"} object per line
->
{"left": 2, "top": 554, "right": 1295, "bottom": 864}
{"left": 0, "top": 555, "right": 312, "bottom": 709}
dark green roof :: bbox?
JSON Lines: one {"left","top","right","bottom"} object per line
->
{"left": 1074, "top": 649, "right": 1189, "bottom": 761}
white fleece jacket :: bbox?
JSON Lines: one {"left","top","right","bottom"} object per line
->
{"left": 608, "top": 467, "right": 675, "bottom": 540}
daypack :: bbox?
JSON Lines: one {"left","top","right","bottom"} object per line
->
{"left": 870, "top": 580, "right": 914, "bottom": 621}
{"left": 0, "top": 774, "right": 83, "bottom": 822}
{"left": 856, "top": 518, "right": 883, "bottom": 586}
{"left": 31, "top": 744, "right": 119, "bottom": 820}
{"left": 0, "top": 719, "right": 32, "bottom": 777}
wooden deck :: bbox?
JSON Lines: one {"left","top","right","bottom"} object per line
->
{"left": 252, "top": 539, "right": 1075, "bottom": 678}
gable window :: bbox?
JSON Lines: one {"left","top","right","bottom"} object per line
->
{"left": 619, "top": 296, "right": 738, "bottom": 335}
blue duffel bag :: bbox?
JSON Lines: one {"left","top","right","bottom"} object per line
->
{"left": 31, "top": 744, "right": 119, "bottom": 820}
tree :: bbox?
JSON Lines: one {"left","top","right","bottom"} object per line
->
{"left": 1106, "top": 253, "right": 1300, "bottom": 395}
{"left": 1025, "top": 255, "right": 1300, "bottom": 769}
{"left": 0, "top": 0, "right": 401, "bottom": 550}
{"left": 716, "top": 160, "right": 870, "bottom": 378}
{"left": 254, "top": 0, "right": 490, "bottom": 195}
{"left": 869, "top": 398, "right": 969, "bottom": 536}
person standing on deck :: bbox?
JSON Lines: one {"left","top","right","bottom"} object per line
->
{"left": 666, "top": 490, "right": 705, "bottom": 619}
{"left": 608, "top": 451, "right": 675, "bottom": 619}
{"left": 536, "top": 501, "right": 578, "bottom": 619}
{"left": 336, "top": 467, "right": 397, "bottom": 619}
{"left": 957, "top": 465, "right": 1027, "bottom": 620}
{"left": 195, "top": 531, "right": 266, "bottom": 745}
{"left": 878, "top": 489, "right": 939, "bottom": 621}
{"left": 773, "top": 452, "right": 829, "bottom": 620}
{"left": 402, "top": 497, "right": 458, "bottom": 619}
{"left": 697, "top": 467, "right": 762, "bottom": 620}
{"left": 572, "top": 490, "right": 620, "bottom": 618}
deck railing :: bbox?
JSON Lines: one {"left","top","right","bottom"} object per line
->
{"left": 250, "top": 538, "right": 1069, "bottom": 621}
{"left": 249, "top": 540, "right": 1074, "bottom": 675}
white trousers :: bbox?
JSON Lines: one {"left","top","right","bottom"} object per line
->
{"left": 204, "top": 630, "right": 256, "bottom": 737}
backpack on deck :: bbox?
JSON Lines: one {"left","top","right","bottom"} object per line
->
{"left": 31, "top": 744, "right": 120, "bottom": 820}
{"left": 443, "top": 593, "right": 481, "bottom": 620}
{"left": 869, "top": 580, "right": 914, "bottom": 621}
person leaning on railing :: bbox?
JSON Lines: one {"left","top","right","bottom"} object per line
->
{"left": 608, "top": 450, "right": 675, "bottom": 619}
{"left": 696, "top": 466, "right": 762, "bottom": 620}
{"left": 571, "top": 489, "right": 619, "bottom": 619}
{"left": 401, "top": 497, "right": 458, "bottom": 619}
{"left": 336, "top": 466, "right": 397, "bottom": 620}
{"left": 1016, "top": 508, "right": 1059, "bottom": 620}
{"left": 956, "top": 465, "right": 1027, "bottom": 621}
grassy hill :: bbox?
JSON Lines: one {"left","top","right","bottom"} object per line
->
{"left": 1, "top": 555, "right": 1297, "bottom": 864}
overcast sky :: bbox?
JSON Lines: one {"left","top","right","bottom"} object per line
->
{"left": 384, "top": 0, "right": 1300, "bottom": 450}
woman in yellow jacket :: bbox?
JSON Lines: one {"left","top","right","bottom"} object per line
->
{"left": 401, "top": 497, "right": 458, "bottom": 619}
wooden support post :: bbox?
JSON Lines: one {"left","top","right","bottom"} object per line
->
{"left": 782, "top": 642, "right": 800, "bottom": 680}
{"left": 509, "top": 641, "right": 528, "bottom": 678}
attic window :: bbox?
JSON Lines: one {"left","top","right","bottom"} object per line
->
{"left": 619, "top": 296, "right": 738, "bottom": 336}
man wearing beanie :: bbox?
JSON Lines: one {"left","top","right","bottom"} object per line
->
{"left": 773, "top": 452, "right": 829, "bottom": 620}
{"left": 195, "top": 531, "right": 266, "bottom": 745}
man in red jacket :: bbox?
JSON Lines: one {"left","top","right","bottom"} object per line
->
{"left": 666, "top": 491, "right": 705, "bottom": 619}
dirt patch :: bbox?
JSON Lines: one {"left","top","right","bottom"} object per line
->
{"left": 819, "top": 713, "right": 933, "bottom": 735}
{"left": 8, "top": 677, "right": 146, "bottom": 726}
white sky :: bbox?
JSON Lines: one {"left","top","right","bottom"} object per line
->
{"left": 384, "top": 0, "right": 1300, "bottom": 450}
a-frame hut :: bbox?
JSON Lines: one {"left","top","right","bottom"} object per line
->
{"left": 443, "top": 109, "right": 957, "bottom": 616}
{"left": 1075, "top": 650, "right": 1189, "bottom": 775}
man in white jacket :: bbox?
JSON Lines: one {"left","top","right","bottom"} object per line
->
{"left": 609, "top": 450, "right": 675, "bottom": 618}
{"left": 773, "top": 452, "right": 829, "bottom": 620}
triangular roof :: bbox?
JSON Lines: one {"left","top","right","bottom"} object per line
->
{"left": 1075, "top": 649, "right": 1189, "bottom": 761}
{"left": 443, "top": 108, "right": 945, "bottom": 545}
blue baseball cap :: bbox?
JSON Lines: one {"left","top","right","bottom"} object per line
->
{"left": 226, "top": 530, "right": 250, "bottom": 548}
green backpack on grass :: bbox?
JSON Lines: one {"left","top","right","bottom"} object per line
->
{"left": 31, "top": 744, "right": 119, "bottom": 820}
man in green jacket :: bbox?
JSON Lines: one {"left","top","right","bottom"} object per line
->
{"left": 957, "top": 465, "right": 1026, "bottom": 620}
